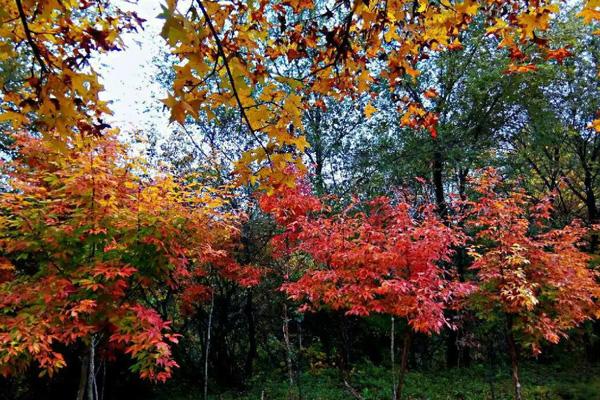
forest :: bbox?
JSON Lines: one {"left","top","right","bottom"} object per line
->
{"left": 0, "top": 0, "right": 599, "bottom": 399}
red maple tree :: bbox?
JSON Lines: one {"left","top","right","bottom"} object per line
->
{"left": 0, "top": 131, "right": 260, "bottom": 387}
{"left": 260, "top": 177, "right": 474, "bottom": 397}
{"left": 463, "top": 169, "right": 600, "bottom": 400}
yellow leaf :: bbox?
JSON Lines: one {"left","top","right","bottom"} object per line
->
{"left": 291, "top": 135, "right": 310, "bottom": 152}
{"left": 0, "top": 111, "right": 29, "bottom": 127}
{"left": 364, "top": 102, "right": 377, "bottom": 118}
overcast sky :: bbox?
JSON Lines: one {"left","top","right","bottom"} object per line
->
{"left": 96, "top": 1, "right": 169, "bottom": 138}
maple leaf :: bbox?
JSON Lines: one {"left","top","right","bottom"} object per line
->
{"left": 546, "top": 47, "right": 573, "bottom": 63}
{"left": 424, "top": 88, "right": 438, "bottom": 99}
{"left": 447, "top": 39, "right": 464, "bottom": 51}
{"left": 578, "top": 0, "right": 600, "bottom": 23}
{"left": 504, "top": 64, "right": 538, "bottom": 75}
{"left": 364, "top": 102, "right": 377, "bottom": 118}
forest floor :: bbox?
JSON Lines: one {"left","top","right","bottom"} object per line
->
{"left": 157, "top": 362, "right": 600, "bottom": 400}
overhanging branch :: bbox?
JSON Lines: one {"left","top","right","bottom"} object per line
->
{"left": 196, "top": 0, "right": 272, "bottom": 165}
{"left": 15, "top": 0, "right": 48, "bottom": 73}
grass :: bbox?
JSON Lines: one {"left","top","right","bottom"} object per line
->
{"left": 154, "top": 362, "right": 600, "bottom": 400}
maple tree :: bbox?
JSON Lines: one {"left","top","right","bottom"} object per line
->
{"left": 0, "top": 0, "right": 143, "bottom": 137}
{"left": 463, "top": 169, "right": 600, "bottom": 400}
{"left": 0, "top": 0, "right": 599, "bottom": 398}
{"left": 0, "top": 130, "right": 260, "bottom": 396}
{"left": 159, "top": 0, "right": 600, "bottom": 189}
{"left": 260, "top": 176, "right": 474, "bottom": 397}
{"left": 0, "top": 1, "right": 262, "bottom": 395}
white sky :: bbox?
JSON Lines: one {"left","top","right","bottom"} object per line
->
{"left": 96, "top": 1, "right": 170, "bottom": 138}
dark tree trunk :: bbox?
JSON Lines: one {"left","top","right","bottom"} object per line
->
{"left": 486, "top": 339, "right": 498, "bottom": 400}
{"left": 315, "top": 141, "right": 325, "bottom": 195}
{"left": 204, "top": 291, "right": 215, "bottom": 400}
{"left": 212, "top": 288, "right": 238, "bottom": 387}
{"left": 244, "top": 291, "right": 257, "bottom": 379}
{"left": 76, "top": 354, "right": 89, "bottom": 400}
{"left": 506, "top": 318, "right": 522, "bottom": 400}
{"left": 584, "top": 169, "right": 598, "bottom": 253}
{"left": 583, "top": 169, "right": 600, "bottom": 363}
{"left": 340, "top": 315, "right": 352, "bottom": 371}
{"left": 394, "top": 332, "right": 412, "bottom": 400}
{"left": 311, "top": 110, "right": 326, "bottom": 195}
{"left": 432, "top": 149, "right": 447, "bottom": 219}
{"left": 446, "top": 330, "right": 459, "bottom": 369}
{"left": 453, "top": 246, "right": 471, "bottom": 367}
{"left": 458, "top": 167, "right": 469, "bottom": 201}
{"left": 432, "top": 146, "right": 462, "bottom": 368}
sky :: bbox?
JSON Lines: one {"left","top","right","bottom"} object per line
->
{"left": 96, "top": 1, "right": 170, "bottom": 138}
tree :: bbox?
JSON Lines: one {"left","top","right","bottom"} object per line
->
{"left": 464, "top": 169, "right": 600, "bottom": 400}
{"left": 260, "top": 177, "right": 474, "bottom": 398}
{"left": 0, "top": 0, "right": 142, "bottom": 137}
{"left": 504, "top": 10, "right": 600, "bottom": 251}
{"left": 0, "top": 130, "right": 259, "bottom": 397}
{"left": 158, "top": 0, "right": 594, "bottom": 189}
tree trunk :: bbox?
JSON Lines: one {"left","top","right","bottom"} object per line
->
{"left": 76, "top": 354, "right": 89, "bottom": 400}
{"left": 312, "top": 111, "right": 325, "bottom": 195}
{"left": 391, "top": 317, "right": 397, "bottom": 400}
{"left": 80, "top": 338, "right": 98, "bottom": 400}
{"left": 244, "top": 290, "right": 257, "bottom": 379}
{"left": 486, "top": 340, "right": 497, "bottom": 400}
{"left": 282, "top": 302, "right": 294, "bottom": 387}
{"left": 432, "top": 148, "right": 447, "bottom": 220}
{"left": 445, "top": 329, "right": 459, "bottom": 368}
{"left": 584, "top": 169, "right": 598, "bottom": 253}
{"left": 395, "top": 332, "right": 412, "bottom": 400}
{"left": 99, "top": 361, "right": 106, "bottom": 400}
{"left": 458, "top": 167, "right": 469, "bottom": 201}
{"left": 204, "top": 290, "right": 215, "bottom": 400}
{"left": 296, "top": 318, "right": 304, "bottom": 400}
{"left": 506, "top": 320, "right": 522, "bottom": 400}
{"left": 87, "top": 338, "right": 98, "bottom": 400}
{"left": 583, "top": 171, "right": 600, "bottom": 362}
{"left": 433, "top": 146, "right": 463, "bottom": 368}
{"left": 340, "top": 315, "right": 352, "bottom": 371}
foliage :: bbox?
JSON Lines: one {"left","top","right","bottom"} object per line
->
{"left": 260, "top": 178, "right": 474, "bottom": 332}
{"left": 156, "top": 362, "right": 600, "bottom": 400}
{"left": 0, "top": 0, "right": 142, "bottom": 136}
{"left": 464, "top": 169, "right": 599, "bottom": 354}
{"left": 158, "top": 0, "right": 600, "bottom": 188}
{"left": 0, "top": 131, "right": 259, "bottom": 381}
{"left": 1, "top": 0, "right": 600, "bottom": 398}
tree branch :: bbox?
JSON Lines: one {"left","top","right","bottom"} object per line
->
{"left": 15, "top": 0, "right": 47, "bottom": 72}
{"left": 195, "top": 0, "right": 272, "bottom": 165}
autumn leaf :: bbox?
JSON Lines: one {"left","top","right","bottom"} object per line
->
{"left": 546, "top": 47, "right": 573, "bottom": 64}
{"left": 504, "top": 64, "right": 538, "bottom": 75}
{"left": 364, "top": 102, "right": 377, "bottom": 118}
{"left": 424, "top": 88, "right": 438, "bottom": 99}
